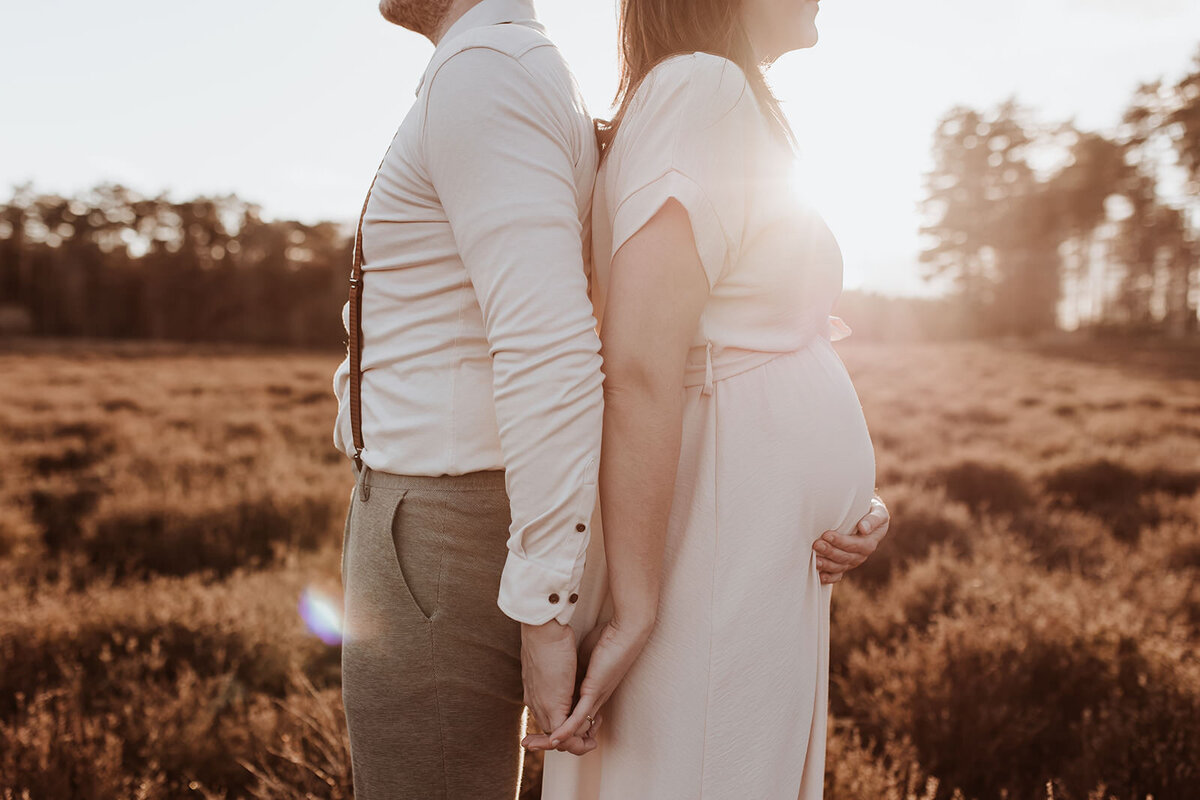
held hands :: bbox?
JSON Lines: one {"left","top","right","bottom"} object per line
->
{"left": 813, "top": 493, "right": 891, "bottom": 584}
{"left": 519, "top": 620, "right": 596, "bottom": 756}
{"left": 521, "top": 612, "right": 655, "bottom": 756}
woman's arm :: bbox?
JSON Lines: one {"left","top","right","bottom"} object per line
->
{"left": 525, "top": 197, "right": 709, "bottom": 752}
{"left": 597, "top": 197, "right": 709, "bottom": 630}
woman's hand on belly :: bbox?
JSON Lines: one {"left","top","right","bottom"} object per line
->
{"left": 812, "top": 494, "right": 891, "bottom": 584}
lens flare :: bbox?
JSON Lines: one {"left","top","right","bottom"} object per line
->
{"left": 298, "top": 585, "right": 344, "bottom": 646}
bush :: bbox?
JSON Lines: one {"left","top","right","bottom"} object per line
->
{"left": 824, "top": 723, "right": 938, "bottom": 800}
{"left": 934, "top": 461, "right": 1033, "bottom": 517}
{"left": 84, "top": 492, "right": 334, "bottom": 581}
{"left": 837, "top": 581, "right": 1200, "bottom": 800}
{"left": 0, "top": 664, "right": 344, "bottom": 800}
{"left": 849, "top": 493, "right": 974, "bottom": 586}
{"left": 1043, "top": 459, "right": 1200, "bottom": 543}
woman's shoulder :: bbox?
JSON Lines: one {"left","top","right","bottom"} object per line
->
{"left": 632, "top": 51, "right": 756, "bottom": 125}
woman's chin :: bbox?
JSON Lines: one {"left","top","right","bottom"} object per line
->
{"left": 782, "top": 34, "right": 818, "bottom": 55}
{"left": 790, "top": 25, "right": 820, "bottom": 51}
{"left": 765, "top": 25, "right": 820, "bottom": 61}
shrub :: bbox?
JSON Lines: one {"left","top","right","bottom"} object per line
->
{"left": 1043, "top": 460, "right": 1200, "bottom": 543}
{"left": 837, "top": 586, "right": 1200, "bottom": 800}
{"left": 1172, "top": 540, "right": 1200, "bottom": 571}
{"left": 849, "top": 495, "right": 973, "bottom": 587}
{"left": 1009, "top": 507, "right": 1112, "bottom": 576}
{"left": 934, "top": 460, "right": 1033, "bottom": 517}
{"left": 84, "top": 492, "right": 334, "bottom": 581}
{"left": 832, "top": 548, "right": 970, "bottom": 697}
{"left": 0, "top": 664, "right": 322, "bottom": 799}
{"left": 824, "top": 723, "right": 939, "bottom": 800}
{"left": 29, "top": 483, "right": 104, "bottom": 553}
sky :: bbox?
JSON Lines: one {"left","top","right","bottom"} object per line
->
{"left": 2, "top": 0, "right": 1198, "bottom": 296}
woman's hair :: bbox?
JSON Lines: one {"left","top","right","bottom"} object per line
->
{"left": 595, "top": 0, "right": 799, "bottom": 157}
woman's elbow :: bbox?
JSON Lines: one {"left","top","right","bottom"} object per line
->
{"left": 602, "top": 356, "right": 679, "bottom": 404}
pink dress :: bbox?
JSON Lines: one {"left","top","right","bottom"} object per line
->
{"left": 541, "top": 52, "right": 877, "bottom": 799}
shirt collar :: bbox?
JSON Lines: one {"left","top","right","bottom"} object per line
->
{"left": 414, "top": 0, "right": 543, "bottom": 96}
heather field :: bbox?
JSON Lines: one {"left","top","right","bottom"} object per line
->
{"left": 1, "top": 338, "right": 1198, "bottom": 800}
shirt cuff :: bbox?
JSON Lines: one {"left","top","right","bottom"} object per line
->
{"left": 497, "top": 549, "right": 583, "bottom": 626}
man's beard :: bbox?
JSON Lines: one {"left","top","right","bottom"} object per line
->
{"left": 378, "top": 0, "right": 454, "bottom": 37}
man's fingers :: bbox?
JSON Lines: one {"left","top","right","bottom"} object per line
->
{"left": 522, "top": 703, "right": 567, "bottom": 747}
{"left": 521, "top": 709, "right": 554, "bottom": 750}
{"left": 858, "top": 497, "right": 890, "bottom": 534}
{"left": 524, "top": 710, "right": 605, "bottom": 753}
{"left": 554, "top": 734, "right": 597, "bottom": 755}
{"left": 813, "top": 536, "right": 861, "bottom": 565}
{"left": 857, "top": 510, "right": 888, "bottom": 535}
{"left": 810, "top": 497, "right": 891, "bottom": 584}
{"left": 545, "top": 707, "right": 569, "bottom": 733}
{"left": 820, "top": 531, "right": 877, "bottom": 557}
{"left": 522, "top": 732, "right": 554, "bottom": 750}
{"left": 529, "top": 708, "right": 553, "bottom": 732}
{"left": 814, "top": 556, "right": 851, "bottom": 574}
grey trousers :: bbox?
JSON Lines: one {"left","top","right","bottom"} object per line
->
{"left": 340, "top": 461, "right": 527, "bottom": 800}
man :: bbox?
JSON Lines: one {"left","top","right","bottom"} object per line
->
{"left": 331, "top": 0, "right": 603, "bottom": 797}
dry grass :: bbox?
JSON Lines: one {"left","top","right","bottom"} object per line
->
{"left": 0, "top": 338, "right": 1197, "bottom": 799}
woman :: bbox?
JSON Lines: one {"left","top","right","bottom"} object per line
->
{"left": 528, "top": 0, "right": 884, "bottom": 796}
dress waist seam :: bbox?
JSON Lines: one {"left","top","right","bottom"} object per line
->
{"left": 682, "top": 336, "right": 826, "bottom": 391}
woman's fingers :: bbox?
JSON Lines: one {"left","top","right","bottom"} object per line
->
{"left": 534, "top": 619, "right": 650, "bottom": 755}
{"left": 554, "top": 708, "right": 605, "bottom": 754}
{"left": 819, "top": 570, "right": 843, "bottom": 584}
{"left": 548, "top": 691, "right": 599, "bottom": 745}
{"left": 524, "top": 709, "right": 605, "bottom": 753}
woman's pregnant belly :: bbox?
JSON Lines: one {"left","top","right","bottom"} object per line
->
{"left": 680, "top": 335, "right": 877, "bottom": 549}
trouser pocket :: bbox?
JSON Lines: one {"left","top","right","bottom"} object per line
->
{"left": 387, "top": 490, "right": 442, "bottom": 622}
{"left": 339, "top": 485, "right": 354, "bottom": 588}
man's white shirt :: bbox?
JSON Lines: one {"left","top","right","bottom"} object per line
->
{"left": 332, "top": 0, "right": 603, "bottom": 626}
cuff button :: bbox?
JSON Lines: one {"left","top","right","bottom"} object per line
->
{"left": 569, "top": 593, "right": 579, "bottom": 604}
{"left": 575, "top": 523, "right": 587, "bottom": 532}
{"left": 548, "top": 593, "right": 560, "bottom": 604}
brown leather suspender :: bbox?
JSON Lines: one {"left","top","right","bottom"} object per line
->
{"left": 350, "top": 22, "right": 521, "bottom": 474}
{"left": 347, "top": 169, "right": 382, "bottom": 472}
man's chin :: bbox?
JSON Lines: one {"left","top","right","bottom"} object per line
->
{"left": 378, "top": 0, "right": 451, "bottom": 36}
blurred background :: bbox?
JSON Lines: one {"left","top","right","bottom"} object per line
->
{"left": 1, "top": 1, "right": 1199, "bottom": 799}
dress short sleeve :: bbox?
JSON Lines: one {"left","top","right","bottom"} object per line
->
{"left": 607, "top": 52, "right": 758, "bottom": 289}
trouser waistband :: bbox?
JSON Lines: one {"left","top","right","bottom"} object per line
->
{"left": 351, "top": 460, "right": 507, "bottom": 492}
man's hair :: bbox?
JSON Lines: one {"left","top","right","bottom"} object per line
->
{"left": 379, "top": 0, "right": 455, "bottom": 38}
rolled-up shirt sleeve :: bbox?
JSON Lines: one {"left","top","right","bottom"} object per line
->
{"left": 422, "top": 45, "right": 603, "bottom": 626}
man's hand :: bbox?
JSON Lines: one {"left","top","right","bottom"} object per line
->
{"left": 812, "top": 494, "right": 891, "bottom": 584}
{"left": 519, "top": 620, "right": 595, "bottom": 756}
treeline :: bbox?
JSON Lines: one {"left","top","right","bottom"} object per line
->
{"left": 1, "top": 48, "right": 1198, "bottom": 346}
{"left": 0, "top": 185, "right": 351, "bottom": 347}
{"left": 919, "top": 46, "right": 1200, "bottom": 337}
